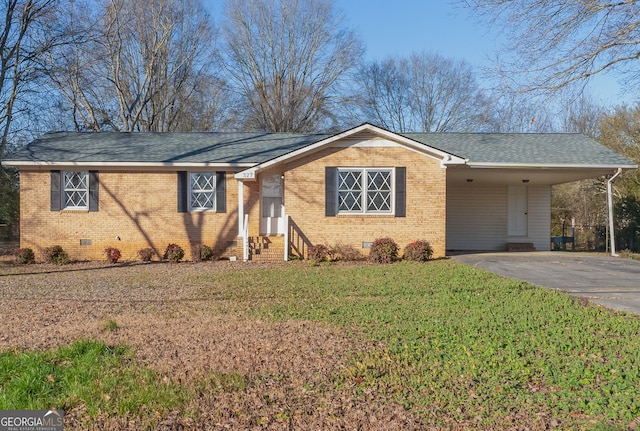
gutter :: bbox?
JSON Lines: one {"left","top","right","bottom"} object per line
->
{"left": 607, "top": 168, "right": 623, "bottom": 257}
{"left": 465, "top": 162, "right": 637, "bottom": 169}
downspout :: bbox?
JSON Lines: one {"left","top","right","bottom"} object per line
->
{"left": 607, "top": 168, "right": 622, "bottom": 257}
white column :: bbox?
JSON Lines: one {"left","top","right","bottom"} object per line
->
{"left": 607, "top": 168, "right": 622, "bottom": 257}
{"left": 238, "top": 181, "right": 244, "bottom": 237}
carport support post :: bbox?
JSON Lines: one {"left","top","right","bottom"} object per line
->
{"left": 607, "top": 168, "right": 622, "bottom": 257}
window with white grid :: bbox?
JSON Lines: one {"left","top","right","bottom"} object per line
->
{"left": 63, "top": 171, "right": 89, "bottom": 209}
{"left": 337, "top": 168, "right": 393, "bottom": 214}
{"left": 190, "top": 172, "right": 215, "bottom": 210}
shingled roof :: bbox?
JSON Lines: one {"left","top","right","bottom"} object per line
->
{"left": 3, "top": 125, "right": 636, "bottom": 169}
{"left": 406, "top": 132, "right": 634, "bottom": 167}
{"left": 3, "top": 131, "right": 332, "bottom": 165}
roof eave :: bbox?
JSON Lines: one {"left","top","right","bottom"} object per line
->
{"left": 1, "top": 160, "right": 256, "bottom": 169}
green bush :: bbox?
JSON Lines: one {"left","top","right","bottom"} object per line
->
{"left": 202, "top": 245, "right": 215, "bottom": 261}
{"left": 368, "top": 237, "right": 399, "bottom": 264}
{"left": 42, "top": 245, "right": 70, "bottom": 265}
{"left": 104, "top": 247, "right": 122, "bottom": 264}
{"left": 192, "top": 244, "right": 215, "bottom": 262}
{"left": 307, "top": 244, "right": 330, "bottom": 262}
{"left": 163, "top": 243, "right": 185, "bottom": 263}
{"left": 137, "top": 248, "right": 155, "bottom": 262}
{"left": 403, "top": 240, "right": 434, "bottom": 262}
{"left": 13, "top": 247, "right": 35, "bottom": 264}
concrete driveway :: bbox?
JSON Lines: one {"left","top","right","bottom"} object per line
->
{"left": 451, "top": 252, "right": 640, "bottom": 315}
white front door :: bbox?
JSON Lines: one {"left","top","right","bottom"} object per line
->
{"left": 508, "top": 186, "right": 528, "bottom": 236}
{"left": 260, "top": 174, "right": 284, "bottom": 235}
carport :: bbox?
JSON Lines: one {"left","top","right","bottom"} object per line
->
{"left": 414, "top": 133, "right": 639, "bottom": 254}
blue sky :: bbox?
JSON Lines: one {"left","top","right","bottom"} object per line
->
{"left": 337, "top": 0, "right": 628, "bottom": 106}
{"left": 337, "top": 1, "right": 494, "bottom": 67}
{"left": 208, "top": 0, "right": 631, "bottom": 107}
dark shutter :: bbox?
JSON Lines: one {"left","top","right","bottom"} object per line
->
{"left": 325, "top": 167, "right": 337, "bottom": 216}
{"left": 215, "top": 171, "right": 226, "bottom": 213}
{"left": 177, "top": 171, "right": 188, "bottom": 212}
{"left": 395, "top": 167, "right": 406, "bottom": 217}
{"left": 88, "top": 171, "right": 99, "bottom": 212}
{"left": 50, "top": 170, "right": 61, "bottom": 211}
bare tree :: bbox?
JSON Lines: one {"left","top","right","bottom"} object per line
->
{"left": 222, "top": 0, "right": 363, "bottom": 132}
{"left": 600, "top": 105, "right": 640, "bottom": 188}
{"left": 561, "top": 92, "right": 605, "bottom": 138}
{"left": 0, "top": 0, "right": 59, "bottom": 157}
{"left": 552, "top": 94, "right": 609, "bottom": 243}
{"left": 463, "top": 0, "right": 640, "bottom": 94}
{"left": 355, "top": 52, "right": 490, "bottom": 132}
{"left": 42, "top": 0, "right": 105, "bottom": 131}
{"left": 44, "top": 0, "right": 228, "bottom": 132}
{"left": 483, "top": 91, "right": 556, "bottom": 133}
{"left": 409, "top": 52, "right": 491, "bottom": 132}
{"left": 354, "top": 57, "right": 413, "bottom": 132}
{"left": 553, "top": 104, "right": 640, "bottom": 250}
{"left": 0, "top": 0, "right": 64, "bottom": 236}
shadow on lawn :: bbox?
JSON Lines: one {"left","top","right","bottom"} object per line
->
{"left": 0, "top": 260, "right": 168, "bottom": 277}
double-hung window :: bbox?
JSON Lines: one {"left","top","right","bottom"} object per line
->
{"left": 190, "top": 172, "right": 215, "bottom": 211}
{"left": 177, "top": 171, "right": 226, "bottom": 213}
{"left": 63, "top": 171, "right": 89, "bottom": 209}
{"left": 51, "top": 170, "right": 99, "bottom": 211}
{"left": 337, "top": 168, "right": 393, "bottom": 214}
{"left": 326, "top": 166, "right": 405, "bottom": 217}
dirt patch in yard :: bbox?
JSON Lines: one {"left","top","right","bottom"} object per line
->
{"left": 0, "top": 261, "right": 425, "bottom": 430}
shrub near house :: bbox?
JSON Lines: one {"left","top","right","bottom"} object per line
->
{"left": 164, "top": 244, "right": 185, "bottom": 263}
{"left": 104, "top": 247, "right": 121, "bottom": 264}
{"left": 368, "top": 238, "right": 399, "bottom": 264}
{"left": 403, "top": 240, "right": 433, "bottom": 262}
{"left": 13, "top": 248, "right": 35, "bottom": 264}
{"left": 42, "top": 246, "right": 70, "bottom": 265}
{"left": 138, "top": 248, "right": 155, "bottom": 262}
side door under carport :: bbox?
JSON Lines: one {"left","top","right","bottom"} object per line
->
{"left": 508, "top": 185, "right": 528, "bottom": 236}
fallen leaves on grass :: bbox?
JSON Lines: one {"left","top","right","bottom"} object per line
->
{"left": 0, "top": 261, "right": 424, "bottom": 429}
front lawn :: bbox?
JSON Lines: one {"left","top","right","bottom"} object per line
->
{"left": 1, "top": 260, "right": 639, "bottom": 429}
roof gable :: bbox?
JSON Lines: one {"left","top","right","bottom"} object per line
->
{"left": 234, "top": 123, "right": 465, "bottom": 180}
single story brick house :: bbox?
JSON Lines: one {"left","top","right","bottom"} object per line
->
{"left": 2, "top": 123, "right": 636, "bottom": 261}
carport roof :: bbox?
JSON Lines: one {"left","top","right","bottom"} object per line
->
{"left": 406, "top": 132, "right": 636, "bottom": 167}
{"left": 2, "top": 124, "right": 636, "bottom": 169}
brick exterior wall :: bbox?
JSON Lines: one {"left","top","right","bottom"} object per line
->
{"left": 281, "top": 142, "right": 447, "bottom": 258}
{"left": 19, "top": 137, "right": 447, "bottom": 262}
{"left": 20, "top": 170, "right": 239, "bottom": 262}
